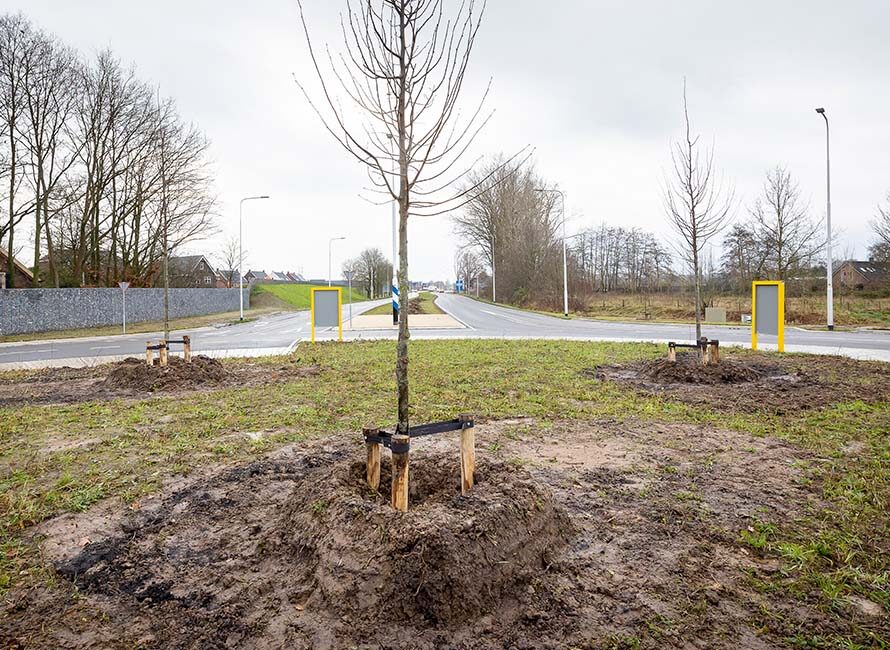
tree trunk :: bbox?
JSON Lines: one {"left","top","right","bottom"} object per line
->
{"left": 396, "top": 186, "right": 410, "bottom": 434}
{"left": 693, "top": 241, "right": 702, "bottom": 340}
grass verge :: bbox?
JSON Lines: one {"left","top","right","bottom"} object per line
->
{"left": 364, "top": 291, "right": 443, "bottom": 315}
{"left": 252, "top": 283, "right": 369, "bottom": 310}
{"left": 0, "top": 341, "right": 887, "bottom": 646}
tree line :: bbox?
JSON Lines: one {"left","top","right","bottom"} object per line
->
{"left": 455, "top": 86, "right": 890, "bottom": 324}
{"left": 0, "top": 13, "right": 216, "bottom": 288}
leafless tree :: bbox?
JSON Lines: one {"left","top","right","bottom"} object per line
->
{"left": 453, "top": 247, "right": 483, "bottom": 293}
{"left": 663, "top": 80, "right": 734, "bottom": 338}
{"left": 748, "top": 166, "right": 823, "bottom": 282}
{"left": 0, "top": 14, "right": 36, "bottom": 286}
{"left": 454, "top": 156, "right": 557, "bottom": 304}
{"left": 870, "top": 191, "right": 890, "bottom": 261}
{"left": 344, "top": 247, "right": 392, "bottom": 299}
{"left": 296, "top": 0, "right": 513, "bottom": 433}
{"left": 217, "top": 236, "right": 242, "bottom": 288}
{"left": 19, "top": 27, "right": 80, "bottom": 286}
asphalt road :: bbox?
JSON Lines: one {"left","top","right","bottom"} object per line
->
{"left": 1, "top": 293, "right": 888, "bottom": 368}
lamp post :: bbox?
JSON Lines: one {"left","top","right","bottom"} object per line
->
{"left": 329, "top": 236, "right": 345, "bottom": 286}
{"left": 239, "top": 195, "right": 270, "bottom": 320}
{"left": 535, "top": 188, "right": 569, "bottom": 317}
{"left": 815, "top": 107, "right": 834, "bottom": 331}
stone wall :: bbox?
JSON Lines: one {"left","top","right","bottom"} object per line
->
{"left": 0, "top": 287, "right": 250, "bottom": 335}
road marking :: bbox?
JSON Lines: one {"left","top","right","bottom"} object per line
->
{"left": 0, "top": 349, "right": 52, "bottom": 356}
{"left": 481, "top": 309, "right": 527, "bottom": 325}
{"left": 90, "top": 345, "right": 121, "bottom": 351}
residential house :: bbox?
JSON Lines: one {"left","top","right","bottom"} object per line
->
{"left": 833, "top": 260, "right": 890, "bottom": 291}
{"left": 0, "top": 251, "right": 35, "bottom": 288}
{"left": 243, "top": 269, "right": 273, "bottom": 284}
{"left": 285, "top": 272, "right": 305, "bottom": 282}
{"left": 167, "top": 255, "right": 217, "bottom": 288}
{"left": 215, "top": 268, "right": 241, "bottom": 289}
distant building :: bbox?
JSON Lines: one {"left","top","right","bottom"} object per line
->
{"left": 167, "top": 255, "right": 217, "bottom": 288}
{"left": 215, "top": 268, "right": 241, "bottom": 288}
{"left": 0, "top": 251, "right": 34, "bottom": 288}
{"left": 833, "top": 260, "right": 890, "bottom": 291}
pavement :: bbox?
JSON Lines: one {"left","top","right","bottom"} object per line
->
{"left": 1, "top": 294, "right": 888, "bottom": 369}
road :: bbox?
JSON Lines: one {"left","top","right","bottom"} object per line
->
{"left": 1, "top": 294, "right": 888, "bottom": 368}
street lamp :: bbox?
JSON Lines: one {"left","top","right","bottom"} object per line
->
{"left": 329, "top": 236, "right": 346, "bottom": 286}
{"left": 815, "top": 107, "right": 834, "bottom": 331}
{"left": 535, "top": 188, "right": 569, "bottom": 317}
{"left": 239, "top": 195, "right": 270, "bottom": 320}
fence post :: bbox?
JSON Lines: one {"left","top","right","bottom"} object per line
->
{"left": 183, "top": 336, "right": 192, "bottom": 363}
{"left": 710, "top": 341, "right": 720, "bottom": 365}
{"left": 146, "top": 342, "right": 153, "bottom": 367}
{"left": 667, "top": 343, "right": 677, "bottom": 363}
{"left": 391, "top": 434, "right": 410, "bottom": 512}
{"left": 363, "top": 427, "right": 381, "bottom": 491}
{"left": 159, "top": 342, "right": 168, "bottom": 367}
{"left": 459, "top": 415, "right": 475, "bottom": 495}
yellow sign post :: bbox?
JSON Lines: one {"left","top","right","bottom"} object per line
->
{"left": 310, "top": 287, "right": 343, "bottom": 342}
{"left": 751, "top": 280, "right": 785, "bottom": 352}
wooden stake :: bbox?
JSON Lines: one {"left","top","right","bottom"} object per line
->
{"left": 363, "top": 427, "right": 381, "bottom": 491}
{"left": 391, "top": 434, "right": 410, "bottom": 512}
{"left": 710, "top": 341, "right": 720, "bottom": 364}
{"left": 159, "top": 342, "right": 168, "bottom": 367}
{"left": 459, "top": 415, "right": 475, "bottom": 495}
{"left": 146, "top": 342, "right": 154, "bottom": 367}
{"left": 183, "top": 336, "right": 191, "bottom": 363}
{"left": 667, "top": 344, "right": 677, "bottom": 363}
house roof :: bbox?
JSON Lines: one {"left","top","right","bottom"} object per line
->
{"left": 169, "top": 255, "right": 212, "bottom": 275}
{"left": 0, "top": 250, "right": 34, "bottom": 281}
{"left": 840, "top": 260, "right": 890, "bottom": 281}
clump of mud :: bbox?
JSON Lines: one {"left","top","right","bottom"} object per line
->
{"left": 101, "top": 355, "right": 228, "bottom": 392}
{"left": 639, "top": 353, "right": 778, "bottom": 385}
{"left": 275, "top": 453, "right": 574, "bottom": 626}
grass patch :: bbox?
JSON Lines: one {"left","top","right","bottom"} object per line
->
{"left": 0, "top": 340, "right": 887, "bottom": 647}
{"left": 364, "top": 291, "right": 443, "bottom": 316}
{"left": 252, "top": 283, "right": 369, "bottom": 310}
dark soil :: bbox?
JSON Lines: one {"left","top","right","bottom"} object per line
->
{"left": 101, "top": 356, "right": 228, "bottom": 392}
{"left": 0, "top": 357, "right": 321, "bottom": 407}
{"left": 6, "top": 419, "right": 877, "bottom": 649}
{"left": 590, "top": 350, "right": 890, "bottom": 415}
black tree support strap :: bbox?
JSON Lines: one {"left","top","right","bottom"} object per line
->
{"left": 364, "top": 417, "right": 475, "bottom": 453}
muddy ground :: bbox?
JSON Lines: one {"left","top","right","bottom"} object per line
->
{"left": 591, "top": 350, "right": 890, "bottom": 415}
{"left": 4, "top": 415, "right": 883, "bottom": 649}
{"left": 0, "top": 356, "right": 321, "bottom": 407}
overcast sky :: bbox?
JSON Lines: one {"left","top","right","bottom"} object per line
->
{"left": 8, "top": 0, "right": 890, "bottom": 281}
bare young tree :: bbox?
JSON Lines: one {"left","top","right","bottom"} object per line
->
{"left": 297, "top": 0, "right": 507, "bottom": 433}
{"left": 870, "top": 190, "right": 890, "bottom": 261}
{"left": 663, "top": 81, "right": 733, "bottom": 338}
{"left": 749, "top": 166, "right": 823, "bottom": 281}
{"left": 216, "top": 235, "right": 242, "bottom": 288}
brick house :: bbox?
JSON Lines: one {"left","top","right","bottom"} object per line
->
{"left": 0, "top": 251, "right": 35, "bottom": 288}
{"left": 833, "top": 260, "right": 890, "bottom": 291}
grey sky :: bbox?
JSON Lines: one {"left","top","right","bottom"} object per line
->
{"left": 8, "top": 0, "right": 889, "bottom": 280}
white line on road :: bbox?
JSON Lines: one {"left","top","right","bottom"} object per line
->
{"left": 90, "top": 346, "right": 121, "bottom": 351}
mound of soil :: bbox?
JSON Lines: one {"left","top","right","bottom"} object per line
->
{"left": 640, "top": 353, "right": 779, "bottom": 385}
{"left": 35, "top": 447, "right": 572, "bottom": 648}
{"left": 589, "top": 351, "right": 836, "bottom": 414}
{"left": 276, "top": 454, "right": 573, "bottom": 626}
{"left": 101, "top": 355, "right": 228, "bottom": 392}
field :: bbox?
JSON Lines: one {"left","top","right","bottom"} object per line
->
{"left": 364, "top": 290, "right": 444, "bottom": 316}
{"left": 1, "top": 341, "right": 888, "bottom": 648}
{"left": 251, "top": 283, "right": 370, "bottom": 310}
{"left": 573, "top": 292, "right": 890, "bottom": 327}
